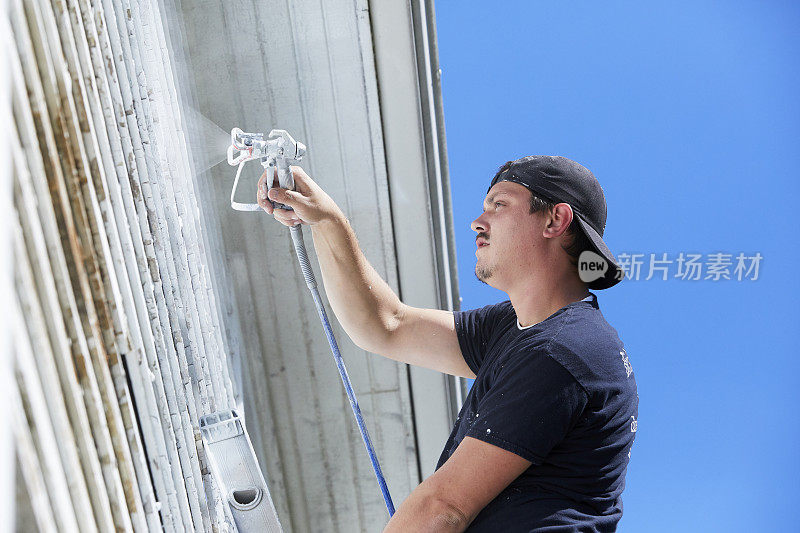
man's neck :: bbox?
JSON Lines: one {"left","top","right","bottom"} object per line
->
{"left": 509, "top": 278, "right": 590, "bottom": 328}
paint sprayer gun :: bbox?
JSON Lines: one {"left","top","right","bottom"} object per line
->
{"left": 226, "top": 127, "right": 306, "bottom": 211}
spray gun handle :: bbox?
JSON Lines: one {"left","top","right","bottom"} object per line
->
{"left": 268, "top": 129, "right": 306, "bottom": 211}
{"left": 262, "top": 159, "right": 291, "bottom": 212}
{"left": 275, "top": 157, "right": 294, "bottom": 192}
{"left": 270, "top": 158, "right": 293, "bottom": 212}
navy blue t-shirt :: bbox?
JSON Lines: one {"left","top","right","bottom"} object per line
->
{"left": 436, "top": 293, "right": 638, "bottom": 532}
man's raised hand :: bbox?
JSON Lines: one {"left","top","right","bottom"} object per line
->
{"left": 256, "top": 166, "right": 344, "bottom": 228}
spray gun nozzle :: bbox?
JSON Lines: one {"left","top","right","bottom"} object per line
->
{"left": 230, "top": 127, "right": 264, "bottom": 150}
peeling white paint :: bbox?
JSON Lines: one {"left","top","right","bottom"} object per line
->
{"left": 8, "top": 0, "right": 243, "bottom": 529}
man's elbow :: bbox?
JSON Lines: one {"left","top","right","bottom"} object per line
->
{"left": 382, "top": 483, "right": 474, "bottom": 532}
{"left": 350, "top": 327, "right": 393, "bottom": 356}
{"left": 427, "top": 497, "right": 470, "bottom": 532}
{"left": 352, "top": 304, "right": 405, "bottom": 356}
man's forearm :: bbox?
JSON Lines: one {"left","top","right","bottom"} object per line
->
{"left": 309, "top": 213, "right": 403, "bottom": 354}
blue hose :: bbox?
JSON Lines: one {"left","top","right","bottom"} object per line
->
{"left": 289, "top": 225, "right": 396, "bottom": 516}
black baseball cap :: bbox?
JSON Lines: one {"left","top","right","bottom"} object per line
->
{"left": 489, "top": 155, "right": 622, "bottom": 289}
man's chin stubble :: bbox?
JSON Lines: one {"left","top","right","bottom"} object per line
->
{"left": 475, "top": 265, "right": 494, "bottom": 286}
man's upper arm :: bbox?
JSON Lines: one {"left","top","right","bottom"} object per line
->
{"left": 423, "top": 436, "right": 531, "bottom": 525}
{"left": 379, "top": 304, "right": 475, "bottom": 378}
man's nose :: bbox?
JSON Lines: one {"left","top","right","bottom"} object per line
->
{"left": 471, "top": 214, "right": 487, "bottom": 233}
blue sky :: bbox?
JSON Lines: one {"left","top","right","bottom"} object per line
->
{"left": 435, "top": 1, "right": 800, "bottom": 531}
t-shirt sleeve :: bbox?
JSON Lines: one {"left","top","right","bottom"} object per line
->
{"left": 453, "top": 302, "right": 510, "bottom": 374}
{"left": 465, "top": 353, "right": 588, "bottom": 464}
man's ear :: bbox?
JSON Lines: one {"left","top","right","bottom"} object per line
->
{"left": 542, "top": 203, "right": 574, "bottom": 239}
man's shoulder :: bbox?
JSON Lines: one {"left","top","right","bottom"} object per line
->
{"left": 550, "top": 305, "right": 622, "bottom": 352}
{"left": 472, "top": 299, "right": 514, "bottom": 317}
{"left": 457, "top": 300, "right": 516, "bottom": 333}
{"left": 546, "top": 306, "right": 631, "bottom": 391}
{"left": 453, "top": 300, "right": 517, "bottom": 372}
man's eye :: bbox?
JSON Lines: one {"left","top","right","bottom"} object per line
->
{"left": 494, "top": 202, "right": 504, "bottom": 208}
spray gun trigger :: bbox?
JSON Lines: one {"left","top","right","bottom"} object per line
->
{"left": 272, "top": 202, "right": 294, "bottom": 212}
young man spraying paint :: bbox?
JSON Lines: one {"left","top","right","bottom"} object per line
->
{"left": 257, "top": 155, "right": 638, "bottom": 532}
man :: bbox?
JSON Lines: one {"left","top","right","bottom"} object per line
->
{"left": 257, "top": 155, "right": 638, "bottom": 532}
